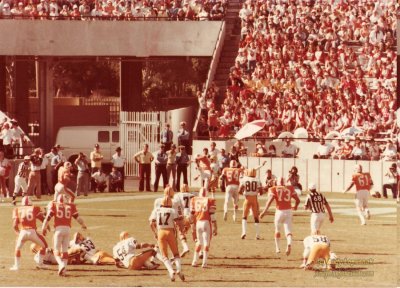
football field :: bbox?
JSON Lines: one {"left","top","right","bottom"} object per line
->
{"left": 0, "top": 190, "right": 397, "bottom": 287}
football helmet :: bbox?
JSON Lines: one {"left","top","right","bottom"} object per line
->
{"left": 119, "top": 231, "right": 130, "bottom": 241}
{"left": 354, "top": 164, "right": 362, "bottom": 173}
{"left": 21, "top": 196, "right": 32, "bottom": 206}
{"left": 64, "top": 161, "right": 72, "bottom": 169}
{"left": 308, "top": 183, "right": 316, "bottom": 191}
{"left": 161, "top": 196, "right": 172, "bottom": 208}
{"left": 56, "top": 194, "right": 65, "bottom": 204}
{"left": 73, "top": 232, "right": 85, "bottom": 244}
{"left": 229, "top": 160, "right": 238, "bottom": 168}
{"left": 245, "top": 168, "right": 256, "bottom": 177}
{"left": 180, "top": 184, "right": 189, "bottom": 193}
{"left": 163, "top": 186, "right": 175, "bottom": 198}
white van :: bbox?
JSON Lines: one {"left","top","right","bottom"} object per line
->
{"left": 55, "top": 126, "right": 120, "bottom": 165}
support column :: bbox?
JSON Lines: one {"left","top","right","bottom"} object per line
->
{"left": 120, "top": 58, "right": 143, "bottom": 111}
{"left": 36, "top": 59, "right": 54, "bottom": 151}
{"left": 15, "top": 59, "right": 30, "bottom": 133}
{"left": 0, "top": 57, "right": 6, "bottom": 111}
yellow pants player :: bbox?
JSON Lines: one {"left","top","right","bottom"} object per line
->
{"left": 301, "top": 234, "right": 336, "bottom": 270}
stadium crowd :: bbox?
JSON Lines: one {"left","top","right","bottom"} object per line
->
{"left": 0, "top": 0, "right": 226, "bottom": 20}
{"left": 199, "top": 0, "right": 397, "bottom": 142}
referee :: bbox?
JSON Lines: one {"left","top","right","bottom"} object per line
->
{"left": 304, "top": 183, "right": 334, "bottom": 235}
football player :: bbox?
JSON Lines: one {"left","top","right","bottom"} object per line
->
{"left": 343, "top": 164, "right": 373, "bottom": 225}
{"left": 30, "top": 243, "right": 82, "bottom": 265}
{"left": 194, "top": 148, "right": 212, "bottom": 191}
{"left": 239, "top": 168, "right": 263, "bottom": 240}
{"left": 301, "top": 234, "right": 336, "bottom": 271}
{"left": 150, "top": 195, "right": 185, "bottom": 282}
{"left": 260, "top": 177, "right": 300, "bottom": 255}
{"left": 173, "top": 184, "right": 197, "bottom": 257}
{"left": 10, "top": 196, "right": 48, "bottom": 271}
{"left": 208, "top": 156, "right": 220, "bottom": 199}
{"left": 69, "top": 232, "right": 116, "bottom": 265}
{"left": 220, "top": 160, "right": 242, "bottom": 222}
{"left": 41, "top": 194, "right": 87, "bottom": 276}
{"left": 190, "top": 188, "right": 217, "bottom": 268}
{"left": 113, "top": 231, "right": 159, "bottom": 270}
{"left": 54, "top": 162, "right": 76, "bottom": 203}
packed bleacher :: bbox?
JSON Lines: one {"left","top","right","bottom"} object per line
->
{"left": 199, "top": 0, "right": 397, "bottom": 144}
{"left": 0, "top": 0, "right": 226, "bottom": 20}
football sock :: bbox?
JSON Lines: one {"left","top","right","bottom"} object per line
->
{"left": 254, "top": 223, "right": 259, "bottom": 236}
{"left": 174, "top": 257, "right": 182, "bottom": 273}
{"left": 202, "top": 251, "right": 208, "bottom": 266}
{"left": 357, "top": 208, "right": 365, "bottom": 223}
{"left": 287, "top": 234, "right": 292, "bottom": 246}
{"left": 242, "top": 219, "right": 247, "bottom": 235}
{"left": 181, "top": 240, "right": 189, "bottom": 252}
{"left": 55, "top": 255, "right": 63, "bottom": 267}
{"left": 192, "top": 251, "right": 199, "bottom": 264}
{"left": 14, "top": 256, "right": 20, "bottom": 267}
{"left": 163, "top": 259, "right": 174, "bottom": 274}
{"left": 274, "top": 238, "right": 280, "bottom": 251}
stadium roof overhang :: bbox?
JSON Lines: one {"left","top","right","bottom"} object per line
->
{"left": 0, "top": 20, "right": 223, "bottom": 57}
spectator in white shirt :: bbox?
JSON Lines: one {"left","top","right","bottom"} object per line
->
{"left": 111, "top": 147, "right": 126, "bottom": 191}
{"left": 313, "top": 139, "right": 334, "bottom": 159}
{"left": 281, "top": 137, "right": 299, "bottom": 158}
{"left": 92, "top": 169, "right": 108, "bottom": 192}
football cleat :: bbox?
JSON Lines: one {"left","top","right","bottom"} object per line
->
{"left": 191, "top": 261, "right": 198, "bottom": 267}
{"left": 255, "top": 235, "right": 261, "bottom": 240}
{"left": 201, "top": 263, "right": 207, "bottom": 268}
{"left": 180, "top": 249, "right": 190, "bottom": 258}
{"left": 9, "top": 265, "right": 19, "bottom": 271}
{"left": 366, "top": 210, "right": 371, "bottom": 220}
{"left": 177, "top": 272, "right": 185, "bottom": 281}
{"left": 299, "top": 263, "right": 306, "bottom": 268}
{"left": 286, "top": 245, "right": 291, "bottom": 256}
{"left": 241, "top": 234, "right": 246, "bottom": 240}
{"left": 58, "top": 266, "right": 66, "bottom": 276}
{"left": 223, "top": 212, "right": 227, "bottom": 221}
{"left": 361, "top": 222, "right": 366, "bottom": 226}
{"left": 36, "top": 263, "right": 45, "bottom": 269}
{"left": 275, "top": 248, "right": 280, "bottom": 254}
{"left": 169, "top": 271, "right": 175, "bottom": 282}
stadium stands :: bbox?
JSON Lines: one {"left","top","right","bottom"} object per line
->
{"left": 0, "top": 0, "right": 227, "bottom": 20}
{"left": 200, "top": 0, "right": 397, "bottom": 145}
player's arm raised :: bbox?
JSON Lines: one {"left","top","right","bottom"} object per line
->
{"left": 343, "top": 180, "right": 354, "bottom": 193}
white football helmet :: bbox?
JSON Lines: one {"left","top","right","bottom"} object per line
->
{"left": 180, "top": 184, "right": 189, "bottom": 193}
{"left": 354, "top": 164, "right": 362, "bottom": 173}
{"left": 21, "top": 196, "right": 32, "bottom": 206}
{"left": 119, "top": 231, "right": 130, "bottom": 241}
{"left": 229, "top": 160, "right": 238, "bottom": 168}
{"left": 163, "top": 186, "right": 175, "bottom": 198}
{"left": 245, "top": 168, "right": 257, "bottom": 177}
{"left": 56, "top": 194, "right": 65, "bottom": 204}
{"left": 308, "top": 183, "right": 317, "bottom": 191}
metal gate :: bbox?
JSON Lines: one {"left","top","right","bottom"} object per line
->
{"left": 120, "top": 111, "right": 167, "bottom": 176}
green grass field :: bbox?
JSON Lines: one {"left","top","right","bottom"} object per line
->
{"left": 0, "top": 191, "right": 396, "bottom": 287}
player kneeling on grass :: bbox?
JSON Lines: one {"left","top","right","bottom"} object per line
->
{"left": 260, "top": 177, "right": 300, "bottom": 255}
{"left": 301, "top": 234, "right": 336, "bottom": 271}
{"left": 150, "top": 196, "right": 185, "bottom": 282}
{"left": 173, "top": 184, "right": 198, "bottom": 257}
{"left": 69, "top": 232, "right": 115, "bottom": 265}
{"left": 41, "top": 194, "right": 87, "bottom": 276}
{"left": 10, "top": 196, "right": 48, "bottom": 271}
{"left": 190, "top": 188, "right": 217, "bottom": 268}
{"left": 113, "top": 231, "right": 159, "bottom": 270}
{"left": 239, "top": 168, "right": 263, "bottom": 240}
{"left": 343, "top": 164, "right": 373, "bottom": 225}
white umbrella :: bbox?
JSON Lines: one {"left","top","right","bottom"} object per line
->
{"left": 341, "top": 126, "right": 363, "bottom": 137}
{"left": 234, "top": 119, "right": 267, "bottom": 140}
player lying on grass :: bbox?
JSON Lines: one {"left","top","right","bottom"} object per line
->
{"left": 69, "top": 232, "right": 116, "bottom": 265}
{"left": 113, "top": 231, "right": 159, "bottom": 270}
{"left": 30, "top": 243, "right": 82, "bottom": 265}
{"left": 301, "top": 234, "right": 337, "bottom": 271}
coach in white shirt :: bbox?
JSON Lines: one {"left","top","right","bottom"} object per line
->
{"left": 111, "top": 147, "right": 126, "bottom": 191}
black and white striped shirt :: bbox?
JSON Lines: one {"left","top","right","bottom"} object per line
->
{"left": 305, "top": 191, "right": 327, "bottom": 213}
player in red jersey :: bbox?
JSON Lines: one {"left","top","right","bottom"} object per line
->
{"left": 10, "top": 196, "right": 48, "bottom": 271}
{"left": 41, "top": 194, "right": 87, "bottom": 276}
{"left": 190, "top": 188, "right": 217, "bottom": 268}
{"left": 194, "top": 148, "right": 212, "bottom": 192}
{"left": 343, "top": 164, "right": 373, "bottom": 225}
{"left": 220, "top": 160, "right": 242, "bottom": 222}
{"left": 260, "top": 177, "right": 300, "bottom": 255}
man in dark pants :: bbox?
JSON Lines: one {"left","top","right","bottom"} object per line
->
{"left": 153, "top": 145, "right": 168, "bottom": 192}
{"left": 160, "top": 124, "right": 173, "bottom": 151}
{"left": 382, "top": 163, "right": 398, "bottom": 199}
{"left": 134, "top": 144, "right": 154, "bottom": 192}
{"left": 176, "top": 146, "right": 190, "bottom": 192}
{"left": 111, "top": 147, "right": 126, "bottom": 191}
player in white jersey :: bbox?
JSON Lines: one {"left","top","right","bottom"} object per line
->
{"left": 239, "top": 168, "right": 263, "bottom": 240}
{"left": 172, "top": 184, "right": 197, "bottom": 257}
{"left": 113, "top": 231, "right": 159, "bottom": 270}
{"left": 150, "top": 196, "right": 185, "bottom": 282}
{"left": 69, "top": 232, "right": 115, "bottom": 265}
{"left": 30, "top": 243, "right": 82, "bottom": 265}
{"left": 301, "top": 234, "right": 336, "bottom": 270}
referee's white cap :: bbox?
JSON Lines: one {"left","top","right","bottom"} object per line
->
{"left": 308, "top": 183, "right": 316, "bottom": 191}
